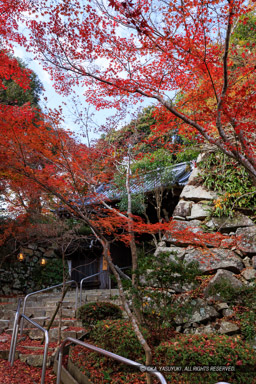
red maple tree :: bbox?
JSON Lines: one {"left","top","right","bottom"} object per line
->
{"left": 4, "top": 0, "right": 254, "bottom": 182}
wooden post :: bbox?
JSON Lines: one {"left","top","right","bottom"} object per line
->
{"left": 99, "top": 254, "right": 109, "bottom": 289}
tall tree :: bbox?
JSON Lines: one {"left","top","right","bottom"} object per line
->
{"left": 0, "top": 56, "right": 43, "bottom": 107}
{"left": 10, "top": 0, "right": 256, "bottom": 183}
{"left": 0, "top": 103, "right": 168, "bottom": 382}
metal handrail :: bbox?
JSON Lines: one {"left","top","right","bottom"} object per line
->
{"left": 79, "top": 272, "right": 104, "bottom": 306}
{"left": 79, "top": 266, "right": 131, "bottom": 306}
{"left": 8, "top": 298, "right": 22, "bottom": 363}
{"left": 20, "top": 280, "right": 78, "bottom": 335}
{"left": 9, "top": 313, "right": 49, "bottom": 384}
{"left": 56, "top": 337, "right": 167, "bottom": 384}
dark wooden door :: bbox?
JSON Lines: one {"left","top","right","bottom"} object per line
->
{"left": 71, "top": 255, "right": 99, "bottom": 288}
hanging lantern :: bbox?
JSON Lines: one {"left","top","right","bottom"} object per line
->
{"left": 17, "top": 253, "right": 24, "bottom": 262}
{"left": 40, "top": 258, "right": 47, "bottom": 266}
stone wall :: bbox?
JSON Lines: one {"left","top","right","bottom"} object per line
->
{"left": 154, "top": 163, "right": 256, "bottom": 337}
{"left": 0, "top": 243, "right": 62, "bottom": 295}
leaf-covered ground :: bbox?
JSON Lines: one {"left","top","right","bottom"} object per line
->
{"left": 0, "top": 333, "right": 56, "bottom": 384}
{"left": 0, "top": 359, "right": 56, "bottom": 383}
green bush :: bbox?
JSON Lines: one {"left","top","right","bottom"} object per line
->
{"left": 239, "top": 310, "right": 256, "bottom": 341}
{"left": 90, "top": 319, "right": 149, "bottom": 360}
{"left": 155, "top": 334, "right": 256, "bottom": 383}
{"left": 136, "top": 251, "right": 201, "bottom": 331}
{"left": 77, "top": 302, "right": 122, "bottom": 327}
{"left": 30, "top": 258, "right": 69, "bottom": 289}
{"left": 198, "top": 151, "right": 256, "bottom": 217}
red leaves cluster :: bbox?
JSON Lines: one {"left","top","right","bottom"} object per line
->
{"left": 1, "top": 0, "right": 256, "bottom": 248}
{"left": 166, "top": 220, "right": 237, "bottom": 248}
{"left": 0, "top": 359, "right": 56, "bottom": 384}
{"left": 5, "top": 0, "right": 253, "bottom": 181}
{"left": 0, "top": 334, "right": 56, "bottom": 384}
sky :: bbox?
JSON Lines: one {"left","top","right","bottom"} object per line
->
{"left": 13, "top": 44, "right": 115, "bottom": 143}
{"left": 11, "top": 3, "right": 158, "bottom": 145}
{"left": 13, "top": 43, "right": 153, "bottom": 145}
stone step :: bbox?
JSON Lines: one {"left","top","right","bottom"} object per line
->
{"left": 0, "top": 303, "right": 20, "bottom": 310}
{"left": 0, "top": 289, "right": 119, "bottom": 304}
{"left": 19, "top": 351, "right": 54, "bottom": 367}
{"left": 44, "top": 301, "right": 77, "bottom": 308}
{"left": 45, "top": 319, "right": 82, "bottom": 328}
{"left": 0, "top": 296, "right": 23, "bottom": 303}
{"left": 0, "top": 319, "right": 10, "bottom": 327}
{"left": 1, "top": 305, "right": 79, "bottom": 321}
{"left": 1, "top": 309, "right": 17, "bottom": 320}
{"left": 23, "top": 308, "right": 47, "bottom": 317}
{"left": 29, "top": 316, "right": 50, "bottom": 326}
{"left": 0, "top": 289, "right": 121, "bottom": 322}
{"left": 5, "top": 317, "right": 83, "bottom": 334}
{"left": 29, "top": 327, "right": 86, "bottom": 341}
{"left": 47, "top": 308, "right": 76, "bottom": 317}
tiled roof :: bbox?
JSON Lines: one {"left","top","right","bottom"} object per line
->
{"left": 92, "top": 161, "right": 193, "bottom": 202}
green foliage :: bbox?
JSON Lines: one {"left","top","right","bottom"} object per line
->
{"left": 31, "top": 258, "right": 69, "bottom": 288}
{"left": 236, "top": 285, "right": 256, "bottom": 341}
{"left": 207, "top": 282, "right": 256, "bottom": 341}
{"left": 132, "top": 149, "right": 175, "bottom": 172}
{"left": 209, "top": 280, "right": 256, "bottom": 304}
{"left": 136, "top": 251, "right": 201, "bottom": 330}
{"left": 208, "top": 279, "right": 239, "bottom": 302}
{"left": 105, "top": 106, "right": 156, "bottom": 150}
{"left": 231, "top": 12, "right": 256, "bottom": 48}
{"left": 0, "top": 56, "right": 43, "bottom": 107}
{"left": 77, "top": 302, "right": 122, "bottom": 327}
{"left": 90, "top": 319, "right": 149, "bottom": 360}
{"left": 174, "top": 146, "right": 200, "bottom": 163}
{"left": 155, "top": 334, "right": 256, "bottom": 383}
{"left": 199, "top": 152, "right": 256, "bottom": 217}
{"left": 76, "top": 224, "right": 92, "bottom": 236}
{"left": 118, "top": 193, "right": 146, "bottom": 215}
{"left": 239, "top": 311, "right": 256, "bottom": 342}
{"left": 132, "top": 147, "right": 199, "bottom": 174}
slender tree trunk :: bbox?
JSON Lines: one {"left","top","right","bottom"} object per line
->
{"left": 99, "top": 239, "right": 153, "bottom": 384}
{"left": 58, "top": 249, "right": 66, "bottom": 344}
{"left": 126, "top": 151, "right": 143, "bottom": 324}
{"left": 41, "top": 285, "right": 69, "bottom": 345}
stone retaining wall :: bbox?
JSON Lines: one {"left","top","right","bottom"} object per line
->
{"left": 0, "top": 243, "right": 61, "bottom": 295}
{"left": 154, "top": 161, "right": 256, "bottom": 338}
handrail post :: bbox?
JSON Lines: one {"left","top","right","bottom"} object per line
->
{"left": 20, "top": 280, "right": 77, "bottom": 335}
{"left": 10, "top": 318, "right": 20, "bottom": 366}
{"left": 20, "top": 294, "right": 29, "bottom": 335}
{"left": 79, "top": 272, "right": 103, "bottom": 307}
{"left": 74, "top": 282, "right": 78, "bottom": 315}
{"left": 56, "top": 337, "right": 168, "bottom": 384}
{"left": 79, "top": 267, "right": 131, "bottom": 306}
{"left": 79, "top": 279, "right": 83, "bottom": 307}
{"left": 41, "top": 329, "right": 49, "bottom": 384}
{"left": 56, "top": 348, "right": 64, "bottom": 384}
{"left": 8, "top": 298, "right": 21, "bottom": 363}
{"left": 10, "top": 314, "right": 49, "bottom": 384}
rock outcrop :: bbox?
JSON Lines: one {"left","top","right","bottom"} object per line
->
{"left": 153, "top": 158, "right": 256, "bottom": 337}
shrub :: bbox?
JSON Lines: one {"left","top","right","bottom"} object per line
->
{"left": 90, "top": 319, "right": 149, "bottom": 361}
{"left": 30, "top": 258, "right": 69, "bottom": 289}
{"left": 239, "top": 310, "right": 256, "bottom": 341}
{"left": 136, "top": 251, "right": 201, "bottom": 331}
{"left": 198, "top": 151, "right": 256, "bottom": 217}
{"left": 155, "top": 334, "right": 256, "bottom": 384}
{"left": 77, "top": 302, "right": 122, "bottom": 327}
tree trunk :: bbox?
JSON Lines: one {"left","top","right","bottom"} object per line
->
{"left": 126, "top": 151, "right": 143, "bottom": 324}
{"left": 101, "top": 240, "right": 153, "bottom": 384}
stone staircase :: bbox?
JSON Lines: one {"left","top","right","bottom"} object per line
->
{"left": 0, "top": 288, "right": 121, "bottom": 368}
{"left": 0, "top": 288, "right": 120, "bottom": 336}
